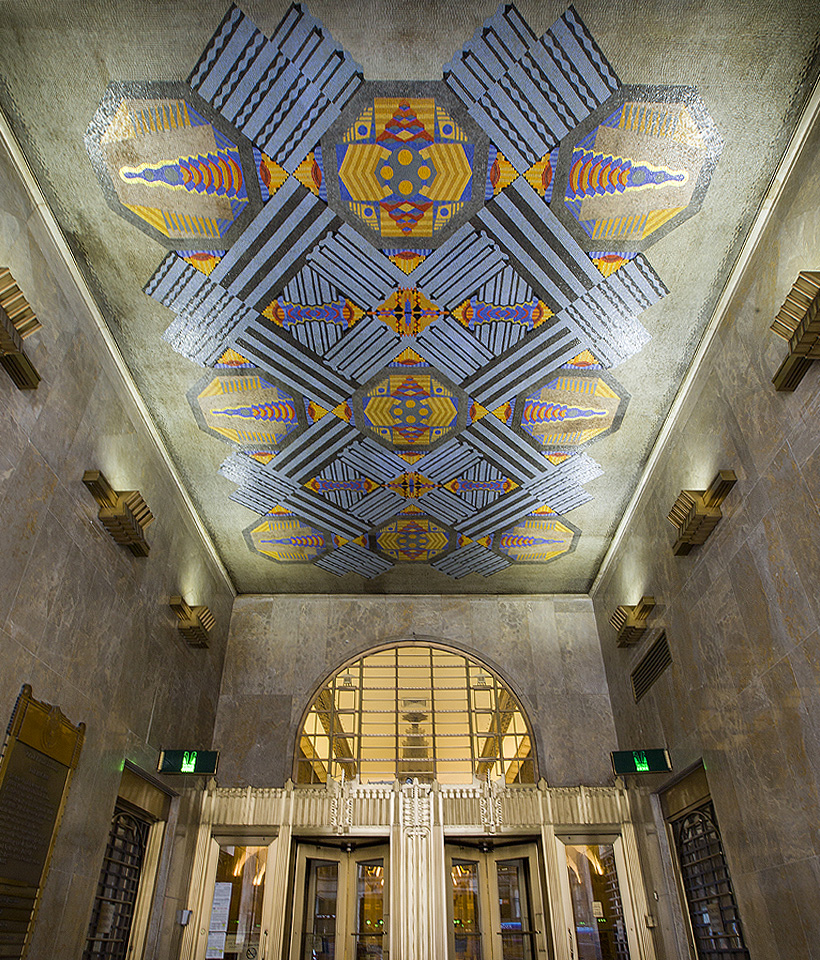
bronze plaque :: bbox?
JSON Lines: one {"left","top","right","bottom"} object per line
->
{"left": 0, "top": 686, "right": 84, "bottom": 959}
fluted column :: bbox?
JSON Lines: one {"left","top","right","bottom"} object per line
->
{"left": 390, "top": 780, "right": 447, "bottom": 960}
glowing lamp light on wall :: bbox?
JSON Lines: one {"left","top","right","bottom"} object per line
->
{"left": 169, "top": 595, "right": 215, "bottom": 648}
{"left": 666, "top": 470, "right": 736, "bottom": 555}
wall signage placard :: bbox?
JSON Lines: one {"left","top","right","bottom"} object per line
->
{"left": 157, "top": 749, "right": 219, "bottom": 776}
{"left": 0, "top": 685, "right": 85, "bottom": 959}
{"left": 611, "top": 749, "right": 671, "bottom": 775}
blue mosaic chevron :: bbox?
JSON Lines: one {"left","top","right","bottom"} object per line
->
{"left": 474, "top": 179, "right": 600, "bottom": 312}
{"left": 147, "top": 255, "right": 258, "bottom": 365}
{"left": 337, "top": 439, "right": 409, "bottom": 484}
{"left": 212, "top": 180, "right": 340, "bottom": 308}
{"left": 229, "top": 317, "right": 354, "bottom": 407}
{"left": 282, "top": 266, "right": 339, "bottom": 305}
{"left": 272, "top": 416, "right": 359, "bottom": 483}
{"left": 444, "top": 5, "right": 619, "bottom": 171}
{"left": 287, "top": 320, "right": 345, "bottom": 355}
{"left": 432, "top": 543, "right": 511, "bottom": 578}
{"left": 349, "top": 488, "right": 406, "bottom": 527}
{"left": 282, "top": 488, "right": 369, "bottom": 539}
{"left": 417, "top": 488, "right": 476, "bottom": 525}
{"left": 220, "top": 452, "right": 299, "bottom": 514}
{"left": 455, "top": 488, "right": 542, "bottom": 540}
{"left": 476, "top": 266, "right": 533, "bottom": 305}
{"left": 190, "top": 3, "right": 363, "bottom": 171}
{"left": 411, "top": 225, "right": 509, "bottom": 309}
{"left": 119, "top": 2, "right": 722, "bottom": 579}
{"left": 464, "top": 319, "right": 584, "bottom": 409}
{"left": 315, "top": 541, "right": 393, "bottom": 578}
{"left": 462, "top": 417, "right": 547, "bottom": 482}
{"left": 469, "top": 316, "right": 530, "bottom": 356}
{"left": 324, "top": 316, "right": 402, "bottom": 381}
{"left": 411, "top": 441, "right": 483, "bottom": 483}
{"left": 415, "top": 316, "right": 493, "bottom": 382}
{"left": 560, "top": 256, "right": 663, "bottom": 365}
{"left": 306, "top": 224, "right": 407, "bottom": 308}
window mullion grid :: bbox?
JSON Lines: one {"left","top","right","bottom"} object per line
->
{"left": 393, "top": 648, "right": 399, "bottom": 781}
{"left": 466, "top": 658, "right": 477, "bottom": 780}
{"left": 429, "top": 646, "right": 436, "bottom": 781}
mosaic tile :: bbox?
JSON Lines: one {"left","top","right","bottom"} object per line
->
{"left": 85, "top": 82, "right": 265, "bottom": 248}
{"left": 87, "top": 3, "right": 724, "bottom": 579}
{"left": 552, "top": 85, "right": 724, "bottom": 251}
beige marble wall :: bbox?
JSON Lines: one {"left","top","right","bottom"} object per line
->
{"left": 590, "top": 110, "right": 820, "bottom": 956}
{"left": 214, "top": 593, "right": 617, "bottom": 787}
{"left": 0, "top": 134, "right": 234, "bottom": 957}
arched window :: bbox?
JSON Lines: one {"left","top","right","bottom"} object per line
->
{"left": 295, "top": 644, "right": 536, "bottom": 785}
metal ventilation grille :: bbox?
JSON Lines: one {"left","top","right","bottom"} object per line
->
{"left": 631, "top": 632, "right": 672, "bottom": 702}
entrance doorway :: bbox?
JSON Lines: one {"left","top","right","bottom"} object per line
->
{"left": 289, "top": 842, "right": 389, "bottom": 960}
{"left": 446, "top": 841, "right": 548, "bottom": 960}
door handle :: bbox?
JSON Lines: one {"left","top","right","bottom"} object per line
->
{"left": 261, "top": 928, "right": 268, "bottom": 960}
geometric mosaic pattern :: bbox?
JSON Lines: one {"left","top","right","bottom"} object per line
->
{"left": 326, "top": 87, "right": 487, "bottom": 248}
{"left": 553, "top": 86, "right": 724, "bottom": 251}
{"left": 189, "top": 371, "right": 303, "bottom": 449}
{"left": 87, "top": 3, "right": 723, "bottom": 581}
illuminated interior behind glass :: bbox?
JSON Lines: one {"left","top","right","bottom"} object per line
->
{"left": 295, "top": 645, "right": 535, "bottom": 785}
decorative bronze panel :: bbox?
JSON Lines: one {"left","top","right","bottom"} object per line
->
{"left": 610, "top": 595, "right": 655, "bottom": 647}
{"left": 169, "top": 596, "right": 215, "bottom": 648}
{"left": 0, "top": 268, "right": 41, "bottom": 390}
{"left": 0, "top": 685, "right": 85, "bottom": 960}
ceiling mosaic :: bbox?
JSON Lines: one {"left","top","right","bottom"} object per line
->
{"left": 84, "top": 2, "right": 724, "bottom": 583}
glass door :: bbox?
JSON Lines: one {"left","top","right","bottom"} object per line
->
{"left": 446, "top": 842, "right": 547, "bottom": 960}
{"left": 290, "top": 843, "right": 389, "bottom": 960}
{"left": 205, "top": 843, "right": 271, "bottom": 960}
{"left": 557, "top": 836, "right": 637, "bottom": 960}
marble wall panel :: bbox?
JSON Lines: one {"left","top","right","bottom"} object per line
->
{"left": 214, "top": 593, "right": 617, "bottom": 786}
{"left": 591, "top": 107, "right": 820, "bottom": 957}
{"left": 0, "top": 133, "right": 234, "bottom": 958}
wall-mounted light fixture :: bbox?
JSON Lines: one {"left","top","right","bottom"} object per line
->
{"left": 82, "top": 470, "right": 154, "bottom": 556}
{"left": 667, "top": 470, "right": 736, "bottom": 555}
{"left": 610, "top": 596, "right": 656, "bottom": 647}
{"left": 169, "top": 596, "right": 215, "bottom": 648}
{"left": 0, "top": 267, "right": 41, "bottom": 390}
{"left": 770, "top": 271, "right": 820, "bottom": 391}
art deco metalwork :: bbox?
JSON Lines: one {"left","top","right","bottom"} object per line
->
{"left": 296, "top": 645, "right": 534, "bottom": 785}
{"left": 770, "top": 271, "right": 820, "bottom": 391}
{"left": 667, "top": 469, "right": 736, "bottom": 555}
{"left": 0, "top": 685, "right": 85, "bottom": 960}
{"left": 169, "top": 596, "right": 215, "bottom": 648}
{"left": 82, "top": 470, "right": 154, "bottom": 557}
{"left": 609, "top": 595, "right": 656, "bottom": 647}
{"left": 0, "top": 267, "right": 40, "bottom": 390}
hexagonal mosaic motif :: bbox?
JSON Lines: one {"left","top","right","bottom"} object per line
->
{"left": 189, "top": 371, "right": 303, "bottom": 449}
{"left": 85, "top": 81, "right": 266, "bottom": 248}
{"left": 357, "top": 371, "right": 462, "bottom": 449}
{"left": 553, "top": 85, "right": 724, "bottom": 251}
{"left": 376, "top": 515, "right": 452, "bottom": 561}
{"left": 324, "top": 84, "right": 488, "bottom": 249}
{"left": 517, "top": 371, "right": 627, "bottom": 449}
{"left": 247, "top": 512, "right": 331, "bottom": 563}
{"left": 497, "top": 516, "right": 577, "bottom": 563}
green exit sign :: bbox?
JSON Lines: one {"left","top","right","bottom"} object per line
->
{"left": 158, "top": 749, "right": 219, "bottom": 775}
{"left": 611, "top": 749, "right": 671, "bottom": 775}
